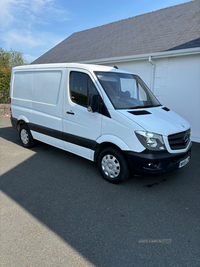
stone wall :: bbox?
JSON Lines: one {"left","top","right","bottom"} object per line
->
{"left": 0, "top": 104, "right": 10, "bottom": 117}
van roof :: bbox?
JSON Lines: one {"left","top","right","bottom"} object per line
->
{"left": 13, "top": 62, "right": 133, "bottom": 74}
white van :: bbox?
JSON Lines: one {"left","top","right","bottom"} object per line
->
{"left": 10, "top": 63, "right": 192, "bottom": 183}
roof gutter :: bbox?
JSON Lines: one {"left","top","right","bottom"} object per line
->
{"left": 80, "top": 47, "right": 200, "bottom": 65}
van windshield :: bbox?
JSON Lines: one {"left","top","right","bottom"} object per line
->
{"left": 95, "top": 72, "right": 161, "bottom": 109}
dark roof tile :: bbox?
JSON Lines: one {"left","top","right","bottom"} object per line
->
{"left": 32, "top": 0, "right": 200, "bottom": 64}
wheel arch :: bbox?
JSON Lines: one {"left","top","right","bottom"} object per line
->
{"left": 94, "top": 142, "right": 121, "bottom": 162}
{"left": 16, "top": 115, "right": 30, "bottom": 131}
{"left": 94, "top": 135, "right": 130, "bottom": 160}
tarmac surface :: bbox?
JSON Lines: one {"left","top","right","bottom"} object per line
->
{"left": 0, "top": 117, "right": 200, "bottom": 267}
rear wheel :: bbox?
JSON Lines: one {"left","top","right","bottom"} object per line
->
{"left": 19, "top": 124, "right": 34, "bottom": 148}
{"left": 97, "top": 147, "right": 129, "bottom": 184}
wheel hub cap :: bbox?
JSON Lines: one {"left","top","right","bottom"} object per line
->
{"left": 101, "top": 154, "right": 120, "bottom": 178}
{"left": 21, "top": 129, "right": 29, "bottom": 145}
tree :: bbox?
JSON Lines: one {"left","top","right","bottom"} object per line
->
{"left": 0, "top": 47, "right": 28, "bottom": 69}
{"left": 0, "top": 48, "right": 28, "bottom": 103}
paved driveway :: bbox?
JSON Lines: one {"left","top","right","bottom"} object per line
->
{"left": 0, "top": 117, "right": 200, "bottom": 267}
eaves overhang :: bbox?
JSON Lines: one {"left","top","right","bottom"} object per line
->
{"left": 80, "top": 47, "right": 200, "bottom": 65}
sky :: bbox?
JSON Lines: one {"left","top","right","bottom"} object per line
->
{"left": 0, "top": 0, "right": 191, "bottom": 63}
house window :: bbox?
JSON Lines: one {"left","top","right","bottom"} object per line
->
{"left": 70, "top": 71, "right": 98, "bottom": 107}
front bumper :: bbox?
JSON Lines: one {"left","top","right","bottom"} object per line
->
{"left": 124, "top": 142, "right": 192, "bottom": 175}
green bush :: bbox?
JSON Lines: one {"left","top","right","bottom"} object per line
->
{"left": 0, "top": 69, "right": 11, "bottom": 104}
{"left": 0, "top": 47, "right": 28, "bottom": 103}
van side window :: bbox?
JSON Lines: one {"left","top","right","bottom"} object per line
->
{"left": 70, "top": 71, "right": 98, "bottom": 107}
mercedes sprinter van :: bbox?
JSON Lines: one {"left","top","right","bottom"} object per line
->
{"left": 10, "top": 63, "right": 192, "bottom": 183}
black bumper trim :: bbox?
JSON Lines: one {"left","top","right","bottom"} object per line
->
{"left": 124, "top": 143, "right": 192, "bottom": 175}
{"left": 10, "top": 117, "right": 18, "bottom": 130}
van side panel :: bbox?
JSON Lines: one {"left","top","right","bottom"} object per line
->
{"left": 31, "top": 69, "right": 65, "bottom": 149}
{"left": 13, "top": 72, "right": 34, "bottom": 100}
{"left": 33, "top": 71, "right": 61, "bottom": 105}
{"left": 11, "top": 71, "right": 34, "bottom": 123}
{"left": 11, "top": 68, "right": 66, "bottom": 150}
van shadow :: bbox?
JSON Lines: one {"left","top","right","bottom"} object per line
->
{"left": 1, "top": 125, "right": 199, "bottom": 266}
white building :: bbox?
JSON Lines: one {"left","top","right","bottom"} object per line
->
{"left": 33, "top": 0, "right": 200, "bottom": 142}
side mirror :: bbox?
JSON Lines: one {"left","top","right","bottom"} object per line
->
{"left": 88, "top": 94, "right": 100, "bottom": 113}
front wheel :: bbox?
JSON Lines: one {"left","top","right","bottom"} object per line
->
{"left": 19, "top": 124, "right": 34, "bottom": 148}
{"left": 97, "top": 147, "right": 130, "bottom": 184}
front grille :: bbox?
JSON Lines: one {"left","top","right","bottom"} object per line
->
{"left": 168, "top": 129, "right": 190, "bottom": 150}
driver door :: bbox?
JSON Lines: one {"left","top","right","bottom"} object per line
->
{"left": 63, "top": 69, "right": 102, "bottom": 160}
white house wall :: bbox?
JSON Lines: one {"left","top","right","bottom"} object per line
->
{"left": 104, "top": 54, "right": 200, "bottom": 142}
{"left": 166, "top": 55, "right": 200, "bottom": 142}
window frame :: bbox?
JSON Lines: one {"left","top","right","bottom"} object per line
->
{"left": 69, "top": 71, "right": 99, "bottom": 108}
{"left": 95, "top": 71, "right": 161, "bottom": 110}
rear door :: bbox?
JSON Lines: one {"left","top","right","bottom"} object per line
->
{"left": 63, "top": 69, "right": 102, "bottom": 160}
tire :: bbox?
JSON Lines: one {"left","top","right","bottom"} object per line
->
{"left": 19, "top": 124, "right": 34, "bottom": 148}
{"left": 97, "top": 147, "right": 129, "bottom": 184}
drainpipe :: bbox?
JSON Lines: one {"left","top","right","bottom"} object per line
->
{"left": 148, "top": 56, "right": 155, "bottom": 93}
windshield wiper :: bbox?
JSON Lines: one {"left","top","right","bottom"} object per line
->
{"left": 146, "top": 104, "right": 162, "bottom": 108}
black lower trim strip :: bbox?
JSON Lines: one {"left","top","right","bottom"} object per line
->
{"left": 29, "top": 123, "right": 63, "bottom": 140}
{"left": 28, "top": 122, "right": 97, "bottom": 150}
{"left": 63, "top": 132, "right": 97, "bottom": 150}
{"left": 10, "top": 117, "right": 18, "bottom": 130}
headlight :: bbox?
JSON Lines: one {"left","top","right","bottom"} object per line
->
{"left": 135, "top": 130, "right": 166, "bottom": 151}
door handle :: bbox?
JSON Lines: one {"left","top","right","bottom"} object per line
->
{"left": 66, "top": 110, "right": 75, "bottom": 115}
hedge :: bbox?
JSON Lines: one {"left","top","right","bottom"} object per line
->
{"left": 0, "top": 69, "right": 11, "bottom": 104}
{"left": 0, "top": 48, "right": 29, "bottom": 104}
